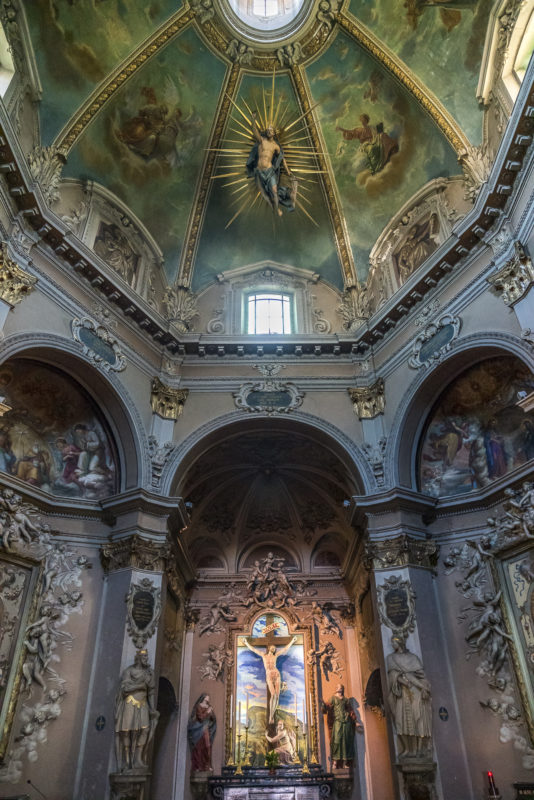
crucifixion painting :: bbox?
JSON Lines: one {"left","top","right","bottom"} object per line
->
{"left": 243, "top": 632, "right": 298, "bottom": 723}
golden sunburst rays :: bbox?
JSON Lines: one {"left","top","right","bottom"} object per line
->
{"left": 209, "top": 76, "right": 326, "bottom": 229}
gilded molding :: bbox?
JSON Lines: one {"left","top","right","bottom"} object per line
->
{"left": 100, "top": 534, "right": 171, "bottom": 573}
{"left": 290, "top": 65, "right": 358, "bottom": 287}
{"left": 337, "top": 11, "right": 469, "bottom": 155}
{"left": 365, "top": 534, "right": 439, "bottom": 571}
{"left": 150, "top": 377, "right": 189, "bottom": 420}
{"left": 0, "top": 244, "right": 37, "bottom": 306}
{"left": 348, "top": 378, "right": 385, "bottom": 419}
{"left": 177, "top": 63, "right": 241, "bottom": 286}
{"left": 55, "top": 9, "right": 195, "bottom": 153}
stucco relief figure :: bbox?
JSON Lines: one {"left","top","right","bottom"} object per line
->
{"left": 198, "top": 592, "right": 237, "bottom": 637}
{"left": 188, "top": 693, "right": 217, "bottom": 773}
{"left": 336, "top": 114, "right": 398, "bottom": 175}
{"left": 94, "top": 222, "right": 139, "bottom": 285}
{"left": 386, "top": 635, "right": 432, "bottom": 759}
{"left": 114, "top": 649, "right": 159, "bottom": 772}
{"left": 22, "top": 605, "right": 62, "bottom": 693}
{"left": 395, "top": 213, "right": 439, "bottom": 283}
{"left": 247, "top": 112, "right": 298, "bottom": 217}
{"left": 465, "top": 590, "right": 513, "bottom": 675}
{"left": 243, "top": 634, "right": 297, "bottom": 723}
{"left": 322, "top": 683, "right": 358, "bottom": 768}
{"left": 265, "top": 719, "right": 296, "bottom": 764}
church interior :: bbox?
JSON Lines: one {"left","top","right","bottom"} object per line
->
{"left": 0, "top": 1, "right": 534, "bottom": 799}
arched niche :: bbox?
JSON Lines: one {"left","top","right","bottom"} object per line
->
{"left": 0, "top": 345, "right": 143, "bottom": 496}
{"left": 392, "top": 339, "right": 534, "bottom": 492}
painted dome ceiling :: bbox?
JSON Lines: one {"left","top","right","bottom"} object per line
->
{"left": 21, "top": 0, "right": 495, "bottom": 294}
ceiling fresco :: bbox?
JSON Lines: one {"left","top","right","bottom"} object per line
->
{"left": 193, "top": 72, "right": 342, "bottom": 291}
{"left": 17, "top": 0, "right": 501, "bottom": 292}
{"left": 306, "top": 30, "right": 459, "bottom": 279}
{"left": 351, "top": 0, "right": 491, "bottom": 144}
{"left": 66, "top": 26, "right": 226, "bottom": 281}
{"left": 23, "top": 0, "right": 181, "bottom": 146}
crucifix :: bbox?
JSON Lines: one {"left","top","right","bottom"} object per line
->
{"left": 242, "top": 615, "right": 297, "bottom": 724}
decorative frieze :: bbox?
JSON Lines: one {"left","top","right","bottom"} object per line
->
{"left": 348, "top": 378, "right": 385, "bottom": 420}
{"left": 150, "top": 377, "right": 188, "bottom": 420}
{"left": 101, "top": 535, "right": 170, "bottom": 573}
{"left": 487, "top": 242, "right": 534, "bottom": 306}
{"left": 365, "top": 534, "right": 439, "bottom": 571}
{"left": 0, "top": 244, "right": 37, "bottom": 306}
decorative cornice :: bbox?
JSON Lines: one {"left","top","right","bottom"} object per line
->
{"left": 0, "top": 242, "right": 37, "bottom": 305}
{"left": 365, "top": 534, "right": 439, "bottom": 571}
{"left": 487, "top": 240, "right": 534, "bottom": 306}
{"left": 150, "top": 377, "right": 189, "bottom": 420}
{"left": 348, "top": 378, "right": 385, "bottom": 419}
{"left": 337, "top": 11, "right": 469, "bottom": 155}
{"left": 54, "top": 9, "right": 194, "bottom": 153}
{"left": 100, "top": 534, "right": 171, "bottom": 573}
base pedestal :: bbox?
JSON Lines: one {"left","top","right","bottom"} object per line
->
{"left": 396, "top": 759, "right": 437, "bottom": 800}
{"left": 110, "top": 770, "right": 151, "bottom": 800}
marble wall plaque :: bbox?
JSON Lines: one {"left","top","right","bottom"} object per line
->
{"left": 295, "top": 788, "right": 320, "bottom": 800}
{"left": 227, "top": 789, "right": 249, "bottom": 800}
{"left": 131, "top": 589, "right": 155, "bottom": 631}
{"left": 384, "top": 587, "right": 410, "bottom": 628}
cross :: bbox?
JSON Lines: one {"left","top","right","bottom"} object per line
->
{"left": 240, "top": 614, "right": 296, "bottom": 727}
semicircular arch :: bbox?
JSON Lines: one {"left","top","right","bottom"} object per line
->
{"left": 388, "top": 331, "right": 534, "bottom": 491}
{"left": 0, "top": 332, "right": 149, "bottom": 493}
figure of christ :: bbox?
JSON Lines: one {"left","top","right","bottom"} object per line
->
{"left": 243, "top": 635, "right": 297, "bottom": 723}
{"left": 247, "top": 112, "right": 297, "bottom": 217}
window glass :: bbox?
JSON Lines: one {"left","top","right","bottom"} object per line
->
{"left": 247, "top": 293, "right": 292, "bottom": 334}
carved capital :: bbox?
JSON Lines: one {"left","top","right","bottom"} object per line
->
{"left": 365, "top": 534, "right": 439, "bottom": 571}
{"left": 0, "top": 244, "right": 37, "bottom": 306}
{"left": 100, "top": 534, "right": 170, "bottom": 573}
{"left": 487, "top": 241, "right": 534, "bottom": 306}
{"left": 150, "top": 377, "right": 188, "bottom": 420}
{"left": 348, "top": 378, "right": 385, "bottom": 419}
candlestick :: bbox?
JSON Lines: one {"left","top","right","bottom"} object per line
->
{"left": 301, "top": 731, "right": 310, "bottom": 775}
{"left": 246, "top": 691, "right": 249, "bottom": 724}
{"left": 244, "top": 723, "right": 251, "bottom": 766}
{"left": 309, "top": 691, "right": 318, "bottom": 764}
{"left": 235, "top": 733, "right": 243, "bottom": 776}
{"left": 238, "top": 700, "right": 242, "bottom": 734}
{"left": 302, "top": 698, "right": 306, "bottom": 734}
{"left": 226, "top": 725, "right": 235, "bottom": 767}
{"left": 487, "top": 771, "right": 500, "bottom": 799}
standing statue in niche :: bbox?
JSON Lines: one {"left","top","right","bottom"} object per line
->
{"left": 322, "top": 683, "right": 358, "bottom": 768}
{"left": 386, "top": 634, "right": 432, "bottom": 759}
{"left": 188, "top": 693, "right": 217, "bottom": 773}
{"left": 114, "top": 649, "right": 159, "bottom": 772}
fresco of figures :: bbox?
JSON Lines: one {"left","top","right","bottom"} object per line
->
{"left": 0, "top": 360, "right": 117, "bottom": 500}
{"left": 419, "top": 357, "right": 534, "bottom": 498}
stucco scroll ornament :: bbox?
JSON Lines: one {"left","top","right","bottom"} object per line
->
{"left": 162, "top": 285, "right": 199, "bottom": 333}
{"left": 337, "top": 285, "right": 369, "bottom": 332}
{"left": 459, "top": 144, "right": 492, "bottom": 203}
{"left": 348, "top": 378, "right": 385, "bottom": 420}
{"left": 0, "top": 243, "right": 37, "bottom": 307}
{"left": 487, "top": 242, "right": 534, "bottom": 306}
{"left": 71, "top": 316, "right": 127, "bottom": 372}
{"left": 150, "top": 377, "right": 188, "bottom": 421}
{"left": 233, "top": 364, "right": 304, "bottom": 415}
{"left": 362, "top": 437, "right": 387, "bottom": 487}
{"left": 376, "top": 575, "right": 417, "bottom": 639}
{"left": 307, "top": 641, "right": 344, "bottom": 681}
{"left": 28, "top": 145, "right": 67, "bottom": 206}
{"left": 408, "top": 312, "right": 461, "bottom": 369}
{"left": 316, "top": 0, "right": 339, "bottom": 33}
{"left": 125, "top": 577, "right": 162, "bottom": 649}
{"left": 198, "top": 641, "right": 234, "bottom": 681}
{"left": 147, "top": 435, "right": 176, "bottom": 489}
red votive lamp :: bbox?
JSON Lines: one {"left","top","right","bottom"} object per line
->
{"left": 488, "top": 771, "right": 499, "bottom": 798}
